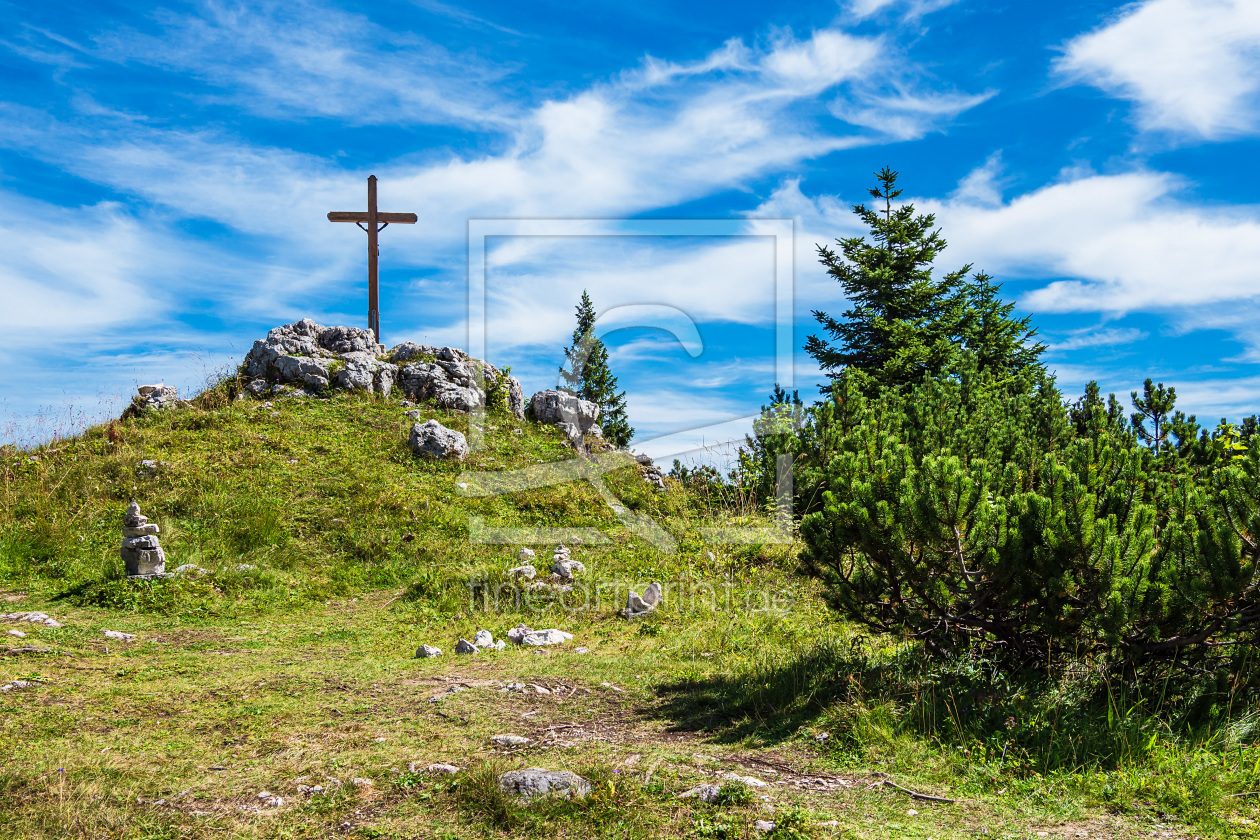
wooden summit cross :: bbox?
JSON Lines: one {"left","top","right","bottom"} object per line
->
{"left": 327, "top": 175, "right": 417, "bottom": 344}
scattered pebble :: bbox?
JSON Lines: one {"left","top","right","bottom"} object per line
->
{"left": 574, "top": 646, "right": 590, "bottom": 654}
{"left": 256, "top": 791, "right": 283, "bottom": 808}
{"left": 7, "top": 629, "right": 25, "bottom": 638}
{"left": 907, "top": 808, "right": 918, "bottom": 816}
{"left": 490, "top": 734, "right": 531, "bottom": 748}
{"left": 420, "top": 763, "right": 460, "bottom": 775}
{"left": 754, "top": 821, "right": 776, "bottom": 834}
{"left": 600, "top": 682, "right": 624, "bottom": 693}
{"left": 1, "top": 680, "right": 32, "bottom": 692}
{"left": 351, "top": 777, "right": 373, "bottom": 788}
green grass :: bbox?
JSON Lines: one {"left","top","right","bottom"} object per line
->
{"left": 0, "top": 384, "right": 1256, "bottom": 838}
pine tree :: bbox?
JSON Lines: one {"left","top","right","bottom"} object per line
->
{"left": 806, "top": 167, "right": 1043, "bottom": 392}
{"left": 559, "top": 291, "right": 634, "bottom": 447}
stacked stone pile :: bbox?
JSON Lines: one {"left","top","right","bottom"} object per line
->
{"left": 120, "top": 500, "right": 166, "bottom": 578}
{"left": 241, "top": 319, "right": 524, "bottom": 417}
{"left": 549, "top": 544, "right": 586, "bottom": 582}
{"left": 635, "top": 453, "right": 667, "bottom": 492}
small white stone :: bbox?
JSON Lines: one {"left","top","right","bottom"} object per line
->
{"left": 489, "top": 734, "right": 530, "bottom": 748}
{"left": 7, "top": 629, "right": 25, "bottom": 638}
{"left": 103, "top": 630, "right": 136, "bottom": 642}
{"left": 415, "top": 644, "right": 443, "bottom": 658}
{"left": 907, "top": 808, "right": 918, "bottom": 816}
{"left": 754, "top": 821, "right": 776, "bottom": 834}
{"left": 472, "top": 629, "right": 494, "bottom": 648}
{"left": 351, "top": 777, "right": 373, "bottom": 788}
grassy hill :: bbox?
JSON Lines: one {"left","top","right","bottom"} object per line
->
{"left": 0, "top": 383, "right": 1256, "bottom": 839}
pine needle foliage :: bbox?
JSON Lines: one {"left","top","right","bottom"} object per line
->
{"left": 559, "top": 290, "right": 634, "bottom": 447}
{"left": 806, "top": 167, "right": 1044, "bottom": 392}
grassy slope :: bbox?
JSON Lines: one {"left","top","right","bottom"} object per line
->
{"left": 0, "top": 389, "right": 1256, "bottom": 839}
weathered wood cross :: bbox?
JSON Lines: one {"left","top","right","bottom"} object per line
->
{"left": 327, "top": 175, "right": 417, "bottom": 345}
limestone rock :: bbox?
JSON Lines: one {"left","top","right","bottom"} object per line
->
{"left": 135, "top": 384, "right": 184, "bottom": 411}
{"left": 498, "top": 768, "right": 590, "bottom": 799}
{"left": 408, "top": 420, "right": 469, "bottom": 461}
{"left": 625, "top": 581, "right": 663, "bottom": 618}
{"left": 754, "top": 820, "right": 776, "bottom": 833}
{"left": 392, "top": 344, "right": 525, "bottom": 418}
{"left": 422, "top": 763, "right": 460, "bottom": 775}
{"left": 472, "top": 629, "right": 494, "bottom": 648}
{"left": 454, "top": 638, "right": 478, "bottom": 655}
{"left": 506, "top": 624, "right": 533, "bottom": 644}
{"left": 517, "top": 548, "right": 536, "bottom": 562}
{"left": 528, "top": 390, "right": 600, "bottom": 442}
{"left": 520, "top": 629, "right": 572, "bottom": 647}
{"left": 103, "top": 630, "right": 136, "bottom": 642}
{"left": 414, "top": 645, "right": 443, "bottom": 658}
{"left": 490, "top": 734, "right": 531, "bottom": 748}
{"left": 678, "top": 784, "right": 722, "bottom": 803}
{"left": 507, "top": 565, "right": 536, "bottom": 580}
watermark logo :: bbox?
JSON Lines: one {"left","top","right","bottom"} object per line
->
{"left": 462, "top": 218, "right": 796, "bottom": 549}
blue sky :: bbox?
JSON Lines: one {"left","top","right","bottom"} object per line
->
{"left": 2, "top": 0, "right": 1260, "bottom": 463}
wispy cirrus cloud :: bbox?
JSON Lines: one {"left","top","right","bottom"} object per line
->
{"left": 1056, "top": 0, "right": 1260, "bottom": 140}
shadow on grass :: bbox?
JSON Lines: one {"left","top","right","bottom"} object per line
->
{"left": 648, "top": 638, "right": 1260, "bottom": 776}
{"left": 649, "top": 640, "right": 865, "bottom": 745}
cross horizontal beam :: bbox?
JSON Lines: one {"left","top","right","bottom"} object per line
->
{"left": 327, "top": 211, "right": 418, "bottom": 224}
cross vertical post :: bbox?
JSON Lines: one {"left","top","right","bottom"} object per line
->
{"left": 327, "top": 176, "right": 417, "bottom": 346}
{"left": 367, "top": 175, "right": 379, "bottom": 343}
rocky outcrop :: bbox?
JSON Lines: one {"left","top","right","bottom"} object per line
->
{"left": 528, "top": 390, "right": 600, "bottom": 442}
{"left": 408, "top": 420, "right": 469, "bottom": 460}
{"left": 241, "top": 320, "right": 524, "bottom": 417}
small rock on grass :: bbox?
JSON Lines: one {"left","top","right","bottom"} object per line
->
{"left": 754, "top": 820, "right": 775, "bottom": 834}
{"left": 1, "top": 680, "right": 32, "bottom": 691}
{"left": 454, "top": 638, "right": 478, "bottom": 655}
{"left": 490, "top": 734, "right": 530, "bottom": 748}
{"left": 472, "top": 629, "right": 494, "bottom": 647}
{"left": 256, "top": 792, "right": 283, "bottom": 808}
{"left": 103, "top": 630, "right": 136, "bottom": 642}
{"left": 521, "top": 628, "right": 572, "bottom": 646}
{"left": 7, "top": 630, "right": 25, "bottom": 638}
{"left": 351, "top": 777, "right": 373, "bottom": 788}
{"left": 721, "top": 772, "right": 767, "bottom": 788}
{"left": 678, "top": 784, "right": 722, "bottom": 803}
{"left": 414, "top": 644, "right": 442, "bottom": 658}
{"left": 412, "top": 763, "right": 460, "bottom": 775}
{"left": 498, "top": 768, "right": 590, "bottom": 799}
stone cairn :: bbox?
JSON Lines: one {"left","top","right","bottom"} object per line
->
{"left": 121, "top": 501, "right": 166, "bottom": 578}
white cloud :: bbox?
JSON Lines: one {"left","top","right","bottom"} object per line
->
{"left": 1045, "top": 327, "right": 1148, "bottom": 353}
{"left": 848, "top": 0, "right": 961, "bottom": 23}
{"left": 1056, "top": 0, "right": 1260, "bottom": 139}
{"left": 90, "top": 0, "right": 518, "bottom": 129}
{"left": 917, "top": 169, "right": 1260, "bottom": 314}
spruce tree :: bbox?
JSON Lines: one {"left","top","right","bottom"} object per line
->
{"left": 559, "top": 291, "right": 634, "bottom": 447}
{"left": 806, "top": 167, "right": 1043, "bottom": 392}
